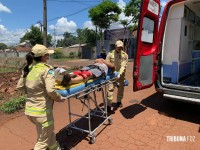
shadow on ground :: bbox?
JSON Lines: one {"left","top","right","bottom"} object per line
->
{"left": 120, "top": 103, "right": 147, "bottom": 119}
{"left": 56, "top": 113, "right": 111, "bottom": 150}
{"left": 140, "top": 92, "right": 200, "bottom": 125}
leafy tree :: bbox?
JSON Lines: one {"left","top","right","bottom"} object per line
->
{"left": 121, "top": 0, "right": 141, "bottom": 52}
{"left": 0, "top": 43, "right": 8, "bottom": 57}
{"left": 0, "top": 43, "right": 7, "bottom": 50}
{"left": 124, "top": 0, "right": 141, "bottom": 29}
{"left": 47, "top": 34, "right": 52, "bottom": 47}
{"left": 53, "top": 48, "right": 63, "bottom": 59}
{"left": 56, "top": 32, "right": 77, "bottom": 47}
{"left": 89, "top": 0, "right": 121, "bottom": 49}
{"left": 56, "top": 39, "right": 64, "bottom": 47}
{"left": 20, "top": 26, "right": 52, "bottom": 47}
{"left": 76, "top": 28, "right": 96, "bottom": 46}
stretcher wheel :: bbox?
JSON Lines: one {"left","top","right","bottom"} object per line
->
{"left": 67, "top": 129, "right": 73, "bottom": 136}
{"left": 108, "top": 118, "right": 113, "bottom": 125}
{"left": 89, "top": 136, "right": 96, "bottom": 144}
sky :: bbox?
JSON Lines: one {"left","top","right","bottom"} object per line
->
{"left": 0, "top": 0, "right": 168, "bottom": 46}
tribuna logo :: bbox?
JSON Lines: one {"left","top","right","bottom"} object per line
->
{"left": 166, "top": 136, "right": 195, "bottom": 142}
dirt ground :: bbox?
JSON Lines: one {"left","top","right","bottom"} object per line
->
{"left": 0, "top": 71, "right": 24, "bottom": 125}
{"left": 0, "top": 59, "right": 200, "bottom": 150}
{"left": 0, "top": 59, "right": 92, "bottom": 125}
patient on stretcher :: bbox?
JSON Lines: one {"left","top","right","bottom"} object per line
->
{"left": 54, "top": 58, "right": 115, "bottom": 86}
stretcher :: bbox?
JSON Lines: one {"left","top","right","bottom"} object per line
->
{"left": 56, "top": 72, "right": 119, "bottom": 144}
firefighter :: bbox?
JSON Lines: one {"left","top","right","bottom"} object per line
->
{"left": 16, "top": 44, "right": 64, "bottom": 150}
{"left": 106, "top": 40, "right": 128, "bottom": 112}
{"left": 97, "top": 49, "right": 107, "bottom": 59}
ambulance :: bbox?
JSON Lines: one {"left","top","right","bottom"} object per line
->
{"left": 134, "top": 0, "right": 200, "bottom": 103}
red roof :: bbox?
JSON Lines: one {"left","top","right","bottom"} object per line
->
{"left": 15, "top": 46, "right": 32, "bottom": 52}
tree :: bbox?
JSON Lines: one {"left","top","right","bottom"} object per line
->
{"left": 0, "top": 43, "right": 8, "bottom": 57}
{"left": 89, "top": 0, "right": 121, "bottom": 49}
{"left": 76, "top": 28, "right": 96, "bottom": 58}
{"left": 56, "top": 32, "right": 77, "bottom": 47}
{"left": 20, "top": 26, "right": 52, "bottom": 47}
{"left": 0, "top": 43, "right": 7, "bottom": 50}
{"left": 76, "top": 28, "right": 96, "bottom": 46}
{"left": 121, "top": 0, "right": 141, "bottom": 53}
{"left": 47, "top": 35, "right": 52, "bottom": 47}
{"left": 123, "top": 0, "right": 141, "bottom": 35}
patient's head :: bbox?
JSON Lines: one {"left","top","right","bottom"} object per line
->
{"left": 61, "top": 73, "right": 71, "bottom": 86}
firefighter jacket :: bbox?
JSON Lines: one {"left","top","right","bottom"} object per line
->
{"left": 16, "top": 62, "right": 62, "bottom": 117}
{"left": 106, "top": 50, "right": 128, "bottom": 75}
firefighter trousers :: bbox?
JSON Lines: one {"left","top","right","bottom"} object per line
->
{"left": 107, "top": 72, "right": 125, "bottom": 106}
{"left": 27, "top": 115, "right": 61, "bottom": 150}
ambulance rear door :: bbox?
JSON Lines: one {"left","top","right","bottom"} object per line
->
{"left": 133, "top": 0, "right": 160, "bottom": 91}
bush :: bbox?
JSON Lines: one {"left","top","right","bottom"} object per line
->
{"left": 0, "top": 96, "right": 26, "bottom": 114}
{"left": 77, "top": 51, "right": 81, "bottom": 58}
{"left": 53, "top": 48, "right": 64, "bottom": 59}
{"left": 69, "top": 52, "right": 76, "bottom": 58}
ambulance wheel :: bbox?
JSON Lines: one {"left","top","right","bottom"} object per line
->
{"left": 89, "top": 136, "right": 96, "bottom": 144}
{"left": 67, "top": 129, "right": 73, "bottom": 136}
{"left": 108, "top": 118, "right": 113, "bottom": 125}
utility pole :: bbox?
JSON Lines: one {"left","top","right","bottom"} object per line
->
{"left": 53, "top": 29, "right": 56, "bottom": 48}
{"left": 43, "top": 0, "right": 47, "bottom": 46}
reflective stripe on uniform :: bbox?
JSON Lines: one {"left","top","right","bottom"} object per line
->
{"left": 25, "top": 106, "right": 50, "bottom": 115}
{"left": 49, "top": 142, "right": 59, "bottom": 150}
{"left": 42, "top": 120, "right": 54, "bottom": 127}
{"left": 26, "top": 63, "right": 47, "bottom": 81}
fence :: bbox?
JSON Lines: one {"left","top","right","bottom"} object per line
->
{"left": 0, "top": 57, "right": 25, "bottom": 73}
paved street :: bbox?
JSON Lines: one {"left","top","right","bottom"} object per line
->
{"left": 0, "top": 60, "right": 200, "bottom": 150}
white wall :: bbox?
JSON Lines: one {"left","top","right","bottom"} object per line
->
{"left": 162, "top": 1, "right": 190, "bottom": 65}
{"left": 179, "top": 18, "right": 193, "bottom": 62}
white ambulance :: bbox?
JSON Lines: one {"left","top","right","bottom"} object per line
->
{"left": 134, "top": 0, "right": 200, "bottom": 103}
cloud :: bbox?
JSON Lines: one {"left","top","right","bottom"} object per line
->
{"left": 49, "top": 17, "right": 77, "bottom": 34}
{"left": 117, "top": 0, "right": 126, "bottom": 9}
{"left": 0, "top": 24, "right": 26, "bottom": 46}
{"left": 161, "top": 1, "right": 167, "bottom": 7}
{"left": 34, "top": 23, "right": 41, "bottom": 28}
{"left": 0, "top": 2, "right": 11, "bottom": 13}
{"left": 160, "top": 1, "right": 167, "bottom": 14}
{"left": 83, "top": 21, "right": 95, "bottom": 30}
{"left": 0, "top": 24, "right": 7, "bottom": 32}
{"left": 83, "top": 0, "right": 132, "bottom": 30}
{"left": 110, "top": 0, "right": 132, "bottom": 29}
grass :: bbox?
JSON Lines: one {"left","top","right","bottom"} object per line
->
{"left": 0, "top": 67, "right": 17, "bottom": 73}
{"left": 51, "top": 57, "right": 78, "bottom": 62}
{"left": 0, "top": 96, "right": 26, "bottom": 114}
{"left": 0, "top": 93, "right": 3, "bottom": 100}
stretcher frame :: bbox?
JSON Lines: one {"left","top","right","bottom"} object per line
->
{"left": 64, "top": 78, "right": 116, "bottom": 144}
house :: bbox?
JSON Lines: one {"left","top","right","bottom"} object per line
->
{"left": 96, "top": 28, "right": 137, "bottom": 59}
{"left": 62, "top": 44, "right": 96, "bottom": 59}
{"left": 15, "top": 40, "right": 32, "bottom": 57}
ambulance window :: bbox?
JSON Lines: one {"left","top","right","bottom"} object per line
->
{"left": 141, "top": 17, "right": 154, "bottom": 43}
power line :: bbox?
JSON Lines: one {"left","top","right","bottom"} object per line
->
{"left": 47, "top": 0, "right": 100, "bottom": 6}
{"left": 47, "top": 6, "right": 94, "bottom": 22}
{"left": 1, "top": 0, "right": 102, "bottom": 44}
{"left": 47, "top": 0, "right": 100, "bottom": 2}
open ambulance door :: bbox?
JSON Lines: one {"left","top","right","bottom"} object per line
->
{"left": 133, "top": 0, "right": 160, "bottom": 91}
